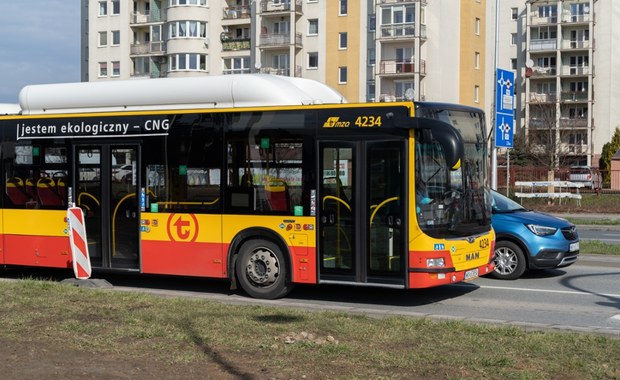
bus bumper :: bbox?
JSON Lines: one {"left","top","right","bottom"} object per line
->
{"left": 407, "top": 262, "right": 494, "bottom": 289}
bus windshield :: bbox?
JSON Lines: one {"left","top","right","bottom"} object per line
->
{"left": 415, "top": 109, "right": 491, "bottom": 238}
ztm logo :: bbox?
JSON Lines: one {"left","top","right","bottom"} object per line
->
{"left": 166, "top": 214, "right": 199, "bottom": 242}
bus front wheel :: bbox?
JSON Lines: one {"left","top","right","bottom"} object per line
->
{"left": 235, "top": 239, "right": 292, "bottom": 299}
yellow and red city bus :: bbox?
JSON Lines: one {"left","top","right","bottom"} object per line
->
{"left": 0, "top": 75, "right": 494, "bottom": 299}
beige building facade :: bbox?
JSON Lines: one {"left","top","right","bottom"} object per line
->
{"left": 82, "top": 0, "right": 486, "bottom": 107}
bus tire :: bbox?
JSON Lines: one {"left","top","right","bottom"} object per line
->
{"left": 235, "top": 239, "right": 293, "bottom": 299}
{"left": 491, "top": 240, "right": 526, "bottom": 280}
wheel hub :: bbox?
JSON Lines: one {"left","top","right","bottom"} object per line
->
{"left": 495, "top": 248, "right": 517, "bottom": 274}
{"left": 246, "top": 248, "right": 279, "bottom": 286}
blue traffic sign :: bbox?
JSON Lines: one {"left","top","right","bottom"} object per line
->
{"left": 495, "top": 114, "right": 514, "bottom": 148}
{"left": 495, "top": 69, "right": 515, "bottom": 148}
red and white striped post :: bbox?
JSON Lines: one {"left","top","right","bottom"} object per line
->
{"left": 67, "top": 207, "right": 92, "bottom": 279}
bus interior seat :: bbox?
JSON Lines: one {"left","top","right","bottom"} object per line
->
{"left": 6, "top": 177, "right": 31, "bottom": 205}
{"left": 56, "top": 177, "right": 67, "bottom": 200}
{"left": 37, "top": 177, "right": 65, "bottom": 206}
{"left": 265, "top": 177, "right": 290, "bottom": 212}
{"left": 25, "top": 178, "right": 38, "bottom": 201}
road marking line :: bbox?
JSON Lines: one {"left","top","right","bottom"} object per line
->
{"left": 474, "top": 284, "right": 620, "bottom": 299}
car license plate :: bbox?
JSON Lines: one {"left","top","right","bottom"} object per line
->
{"left": 569, "top": 242, "right": 579, "bottom": 252}
{"left": 464, "top": 268, "right": 478, "bottom": 281}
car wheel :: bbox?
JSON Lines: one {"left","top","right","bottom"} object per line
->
{"left": 491, "top": 240, "right": 526, "bottom": 280}
{"left": 235, "top": 239, "right": 293, "bottom": 299}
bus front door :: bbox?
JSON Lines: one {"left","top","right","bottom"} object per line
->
{"left": 319, "top": 140, "right": 405, "bottom": 286}
{"left": 75, "top": 144, "right": 140, "bottom": 270}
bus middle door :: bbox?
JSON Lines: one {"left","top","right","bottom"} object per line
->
{"left": 74, "top": 144, "right": 141, "bottom": 270}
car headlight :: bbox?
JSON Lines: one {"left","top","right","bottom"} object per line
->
{"left": 525, "top": 224, "right": 557, "bottom": 236}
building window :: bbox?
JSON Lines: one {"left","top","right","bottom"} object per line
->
{"left": 474, "top": 52, "right": 480, "bottom": 69}
{"left": 367, "top": 81, "right": 376, "bottom": 102}
{"left": 170, "top": 53, "right": 207, "bottom": 71}
{"left": 339, "top": 0, "right": 347, "bottom": 16}
{"left": 169, "top": 21, "right": 207, "bottom": 39}
{"left": 474, "top": 85, "right": 480, "bottom": 103}
{"left": 98, "top": 1, "right": 107, "bottom": 16}
{"left": 475, "top": 18, "right": 480, "bottom": 35}
{"left": 369, "top": 14, "right": 376, "bottom": 32}
{"left": 511, "top": 33, "right": 517, "bottom": 46}
{"left": 307, "top": 52, "right": 318, "bottom": 69}
{"left": 112, "top": 61, "right": 120, "bottom": 77}
{"left": 538, "top": 5, "right": 557, "bottom": 22}
{"left": 99, "top": 62, "right": 108, "bottom": 77}
{"left": 395, "top": 81, "right": 414, "bottom": 101}
{"left": 511, "top": 58, "right": 517, "bottom": 70}
{"left": 223, "top": 57, "right": 250, "bottom": 74}
{"left": 339, "top": 66, "right": 347, "bottom": 84}
{"left": 111, "top": 0, "right": 120, "bottom": 15}
{"left": 308, "top": 19, "right": 318, "bottom": 35}
{"left": 98, "top": 31, "right": 107, "bottom": 47}
{"left": 112, "top": 30, "right": 121, "bottom": 45}
{"left": 134, "top": 57, "right": 151, "bottom": 76}
{"left": 339, "top": 32, "right": 347, "bottom": 49}
{"left": 511, "top": 7, "right": 518, "bottom": 20}
{"left": 368, "top": 48, "right": 375, "bottom": 66}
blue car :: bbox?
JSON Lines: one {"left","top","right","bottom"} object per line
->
{"left": 490, "top": 190, "right": 580, "bottom": 280}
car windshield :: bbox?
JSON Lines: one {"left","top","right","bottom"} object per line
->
{"left": 491, "top": 190, "right": 526, "bottom": 213}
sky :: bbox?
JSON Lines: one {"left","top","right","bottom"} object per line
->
{"left": 0, "top": 1, "right": 80, "bottom": 103}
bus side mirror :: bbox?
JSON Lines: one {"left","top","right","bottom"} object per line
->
{"left": 415, "top": 118, "right": 465, "bottom": 170}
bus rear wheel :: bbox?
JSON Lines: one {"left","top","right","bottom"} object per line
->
{"left": 235, "top": 239, "right": 292, "bottom": 299}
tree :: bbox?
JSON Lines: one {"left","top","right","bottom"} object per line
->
{"left": 599, "top": 127, "right": 620, "bottom": 186}
{"left": 512, "top": 101, "right": 574, "bottom": 172}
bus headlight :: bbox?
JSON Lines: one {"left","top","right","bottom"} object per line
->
{"left": 426, "top": 258, "right": 445, "bottom": 268}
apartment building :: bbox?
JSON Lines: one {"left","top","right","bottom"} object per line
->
{"left": 492, "top": 0, "right": 620, "bottom": 167}
{"left": 82, "top": 0, "right": 486, "bottom": 107}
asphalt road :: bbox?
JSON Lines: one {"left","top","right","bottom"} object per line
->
{"left": 577, "top": 225, "right": 620, "bottom": 244}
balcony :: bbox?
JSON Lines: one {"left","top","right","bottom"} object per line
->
{"left": 529, "top": 15, "right": 558, "bottom": 26}
{"left": 561, "top": 40, "right": 591, "bottom": 50}
{"left": 562, "top": 14, "right": 591, "bottom": 24}
{"left": 561, "top": 91, "right": 589, "bottom": 102}
{"left": 259, "top": 32, "right": 302, "bottom": 48}
{"left": 561, "top": 66, "right": 590, "bottom": 76}
{"left": 529, "top": 67, "right": 557, "bottom": 78}
{"left": 222, "top": 38, "right": 251, "bottom": 52}
{"left": 130, "top": 11, "right": 163, "bottom": 24}
{"left": 258, "top": 0, "right": 302, "bottom": 14}
{"left": 377, "top": 0, "right": 426, "bottom": 4}
{"left": 223, "top": 68, "right": 252, "bottom": 75}
{"left": 222, "top": 6, "right": 251, "bottom": 20}
{"left": 379, "top": 23, "right": 423, "bottom": 40}
{"left": 259, "top": 65, "right": 302, "bottom": 77}
{"left": 560, "top": 118, "right": 588, "bottom": 129}
{"left": 529, "top": 92, "right": 557, "bottom": 103}
{"left": 529, "top": 39, "right": 557, "bottom": 51}
{"left": 130, "top": 42, "right": 166, "bottom": 55}
{"left": 566, "top": 144, "right": 588, "bottom": 154}
{"left": 528, "top": 117, "right": 556, "bottom": 129}
{"left": 378, "top": 59, "right": 426, "bottom": 75}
